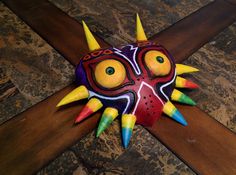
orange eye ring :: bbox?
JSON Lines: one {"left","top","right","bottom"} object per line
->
{"left": 144, "top": 50, "right": 171, "bottom": 76}
{"left": 95, "top": 59, "right": 126, "bottom": 88}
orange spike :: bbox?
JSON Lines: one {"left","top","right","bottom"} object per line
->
{"left": 185, "top": 80, "right": 199, "bottom": 89}
{"left": 175, "top": 76, "right": 199, "bottom": 89}
{"left": 75, "top": 98, "right": 103, "bottom": 123}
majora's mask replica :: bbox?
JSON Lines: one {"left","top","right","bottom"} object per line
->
{"left": 57, "top": 14, "right": 199, "bottom": 148}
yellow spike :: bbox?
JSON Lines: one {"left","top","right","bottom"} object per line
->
{"left": 82, "top": 20, "right": 101, "bottom": 51}
{"left": 56, "top": 85, "right": 89, "bottom": 107}
{"left": 136, "top": 13, "right": 147, "bottom": 41}
{"left": 176, "top": 64, "right": 199, "bottom": 75}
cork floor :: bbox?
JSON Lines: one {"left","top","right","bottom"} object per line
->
{"left": 0, "top": 0, "right": 235, "bottom": 174}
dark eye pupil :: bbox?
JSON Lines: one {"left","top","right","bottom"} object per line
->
{"left": 156, "top": 56, "right": 164, "bottom": 63}
{"left": 106, "top": 67, "right": 115, "bottom": 75}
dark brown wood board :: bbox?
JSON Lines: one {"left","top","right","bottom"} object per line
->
{"left": 0, "top": 0, "right": 236, "bottom": 174}
{"left": 147, "top": 105, "right": 236, "bottom": 175}
{"left": 150, "top": 0, "right": 236, "bottom": 62}
{"left": 0, "top": 84, "right": 101, "bottom": 174}
{"left": 2, "top": 0, "right": 110, "bottom": 66}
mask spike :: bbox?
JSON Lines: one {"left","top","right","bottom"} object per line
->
{"left": 75, "top": 98, "right": 103, "bottom": 123}
{"left": 175, "top": 76, "right": 199, "bottom": 89}
{"left": 176, "top": 64, "right": 199, "bottom": 75}
{"left": 96, "top": 107, "right": 119, "bottom": 137}
{"left": 122, "top": 114, "right": 136, "bottom": 148}
{"left": 82, "top": 20, "right": 101, "bottom": 52}
{"left": 171, "top": 89, "right": 196, "bottom": 106}
{"left": 163, "top": 101, "right": 187, "bottom": 126}
{"left": 56, "top": 85, "right": 89, "bottom": 107}
{"left": 136, "top": 13, "right": 147, "bottom": 41}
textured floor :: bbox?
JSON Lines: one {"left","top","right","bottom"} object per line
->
{"left": 0, "top": 0, "right": 235, "bottom": 174}
{"left": 0, "top": 2, "right": 74, "bottom": 124}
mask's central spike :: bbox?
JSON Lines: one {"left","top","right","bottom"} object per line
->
{"left": 136, "top": 13, "right": 147, "bottom": 41}
{"left": 75, "top": 98, "right": 103, "bottom": 123}
{"left": 122, "top": 114, "right": 136, "bottom": 148}
{"left": 96, "top": 107, "right": 119, "bottom": 137}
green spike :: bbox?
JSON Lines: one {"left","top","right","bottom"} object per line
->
{"left": 171, "top": 89, "right": 196, "bottom": 106}
{"left": 96, "top": 107, "right": 118, "bottom": 137}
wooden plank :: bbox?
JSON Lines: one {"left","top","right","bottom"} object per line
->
{"left": 147, "top": 105, "right": 236, "bottom": 175}
{"left": 150, "top": 0, "right": 236, "bottom": 62}
{"left": 2, "top": 0, "right": 109, "bottom": 65}
{"left": 1, "top": 0, "right": 236, "bottom": 174}
{"left": 0, "top": 84, "right": 101, "bottom": 174}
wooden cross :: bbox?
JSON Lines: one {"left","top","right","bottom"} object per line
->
{"left": 0, "top": 0, "right": 236, "bottom": 174}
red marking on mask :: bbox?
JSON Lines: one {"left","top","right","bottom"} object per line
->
{"left": 134, "top": 83, "right": 164, "bottom": 126}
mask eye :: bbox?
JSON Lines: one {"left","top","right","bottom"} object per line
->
{"left": 144, "top": 50, "right": 171, "bottom": 76}
{"left": 95, "top": 59, "right": 126, "bottom": 88}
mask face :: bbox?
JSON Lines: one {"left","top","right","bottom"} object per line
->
{"left": 75, "top": 42, "right": 176, "bottom": 126}
{"left": 57, "top": 15, "right": 199, "bottom": 148}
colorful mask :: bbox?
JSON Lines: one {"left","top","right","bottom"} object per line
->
{"left": 57, "top": 14, "right": 199, "bottom": 148}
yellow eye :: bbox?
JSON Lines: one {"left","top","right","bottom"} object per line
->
{"left": 95, "top": 59, "right": 126, "bottom": 88}
{"left": 144, "top": 50, "right": 171, "bottom": 76}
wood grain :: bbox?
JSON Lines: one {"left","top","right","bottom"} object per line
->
{"left": 0, "top": 84, "right": 100, "bottom": 174}
{"left": 150, "top": 0, "right": 236, "bottom": 63}
{"left": 1, "top": 0, "right": 236, "bottom": 174}
{"left": 147, "top": 105, "right": 236, "bottom": 175}
{"left": 2, "top": 0, "right": 109, "bottom": 66}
